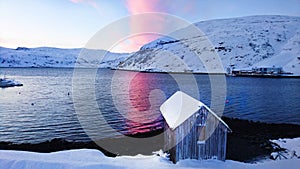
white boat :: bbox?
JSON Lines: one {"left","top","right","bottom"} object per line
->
{"left": 0, "top": 78, "right": 23, "bottom": 88}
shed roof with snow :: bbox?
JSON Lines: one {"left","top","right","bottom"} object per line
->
{"left": 160, "top": 91, "right": 230, "bottom": 131}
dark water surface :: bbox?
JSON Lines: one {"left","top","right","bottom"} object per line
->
{"left": 0, "top": 68, "right": 299, "bottom": 143}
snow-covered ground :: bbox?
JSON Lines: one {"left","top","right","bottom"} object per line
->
{"left": 270, "top": 138, "right": 300, "bottom": 160}
{"left": 0, "top": 138, "right": 299, "bottom": 169}
{"left": 272, "top": 138, "right": 300, "bottom": 155}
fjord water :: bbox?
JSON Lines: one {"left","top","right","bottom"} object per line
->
{"left": 0, "top": 68, "right": 299, "bottom": 143}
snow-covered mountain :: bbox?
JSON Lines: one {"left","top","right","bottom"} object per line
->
{"left": 0, "top": 47, "right": 130, "bottom": 68}
{"left": 118, "top": 15, "right": 300, "bottom": 75}
{"left": 1, "top": 15, "right": 300, "bottom": 75}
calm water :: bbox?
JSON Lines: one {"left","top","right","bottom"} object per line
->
{"left": 0, "top": 68, "right": 299, "bottom": 143}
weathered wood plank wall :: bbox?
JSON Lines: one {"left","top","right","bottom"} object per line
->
{"left": 164, "top": 106, "right": 227, "bottom": 163}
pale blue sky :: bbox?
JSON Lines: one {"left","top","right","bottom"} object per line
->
{"left": 0, "top": 0, "right": 299, "bottom": 52}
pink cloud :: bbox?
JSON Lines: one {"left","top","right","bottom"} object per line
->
{"left": 124, "top": 0, "right": 197, "bottom": 15}
{"left": 69, "top": 0, "right": 102, "bottom": 15}
{"left": 124, "top": 0, "right": 167, "bottom": 14}
{"left": 121, "top": 0, "right": 198, "bottom": 52}
{"left": 70, "top": 0, "right": 81, "bottom": 3}
{"left": 70, "top": 0, "right": 198, "bottom": 52}
{"left": 119, "top": 0, "right": 172, "bottom": 52}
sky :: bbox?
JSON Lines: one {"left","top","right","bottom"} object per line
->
{"left": 0, "top": 0, "right": 299, "bottom": 53}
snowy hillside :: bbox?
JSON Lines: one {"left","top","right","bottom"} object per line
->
{"left": 0, "top": 137, "right": 299, "bottom": 169}
{"left": 0, "top": 47, "right": 130, "bottom": 68}
{"left": 118, "top": 15, "right": 300, "bottom": 75}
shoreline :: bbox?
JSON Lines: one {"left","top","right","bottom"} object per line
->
{"left": 2, "top": 67, "right": 300, "bottom": 78}
{"left": 0, "top": 117, "right": 299, "bottom": 162}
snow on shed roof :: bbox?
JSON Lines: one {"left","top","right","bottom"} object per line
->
{"left": 160, "top": 91, "right": 230, "bottom": 131}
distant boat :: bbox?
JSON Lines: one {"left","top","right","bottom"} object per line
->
{"left": 0, "top": 78, "right": 23, "bottom": 88}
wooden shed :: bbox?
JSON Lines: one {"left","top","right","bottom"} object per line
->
{"left": 160, "top": 91, "right": 231, "bottom": 163}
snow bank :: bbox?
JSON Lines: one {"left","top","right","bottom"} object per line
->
{"left": 1, "top": 138, "right": 299, "bottom": 169}
{"left": 270, "top": 138, "right": 300, "bottom": 159}
{"left": 272, "top": 138, "right": 300, "bottom": 155}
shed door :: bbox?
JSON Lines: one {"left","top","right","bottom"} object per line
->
{"left": 197, "top": 126, "right": 206, "bottom": 159}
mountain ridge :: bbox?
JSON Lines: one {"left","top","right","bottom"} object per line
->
{"left": 1, "top": 15, "right": 299, "bottom": 75}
